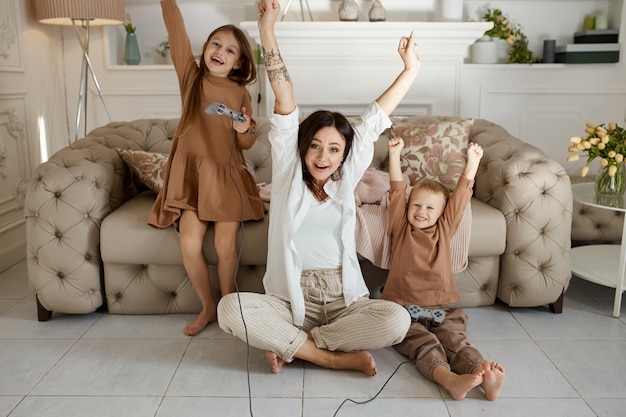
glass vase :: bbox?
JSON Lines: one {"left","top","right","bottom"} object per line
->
{"left": 594, "top": 164, "right": 626, "bottom": 197}
{"left": 124, "top": 33, "right": 141, "bottom": 65}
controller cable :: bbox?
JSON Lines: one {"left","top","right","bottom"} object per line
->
{"left": 227, "top": 118, "right": 255, "bottom": 417}
{"left": 332, "top": 360, "right": 413, "bottom": 416}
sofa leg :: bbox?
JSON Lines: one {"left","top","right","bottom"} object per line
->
{"left": 549, "top": 289, "right": 565, "bottom": 314}
{"left": 36, "top": 295, "right": 52, "bottom": 322}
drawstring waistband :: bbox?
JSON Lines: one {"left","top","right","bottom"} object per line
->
{"left": 301, "top": 267, "right": 342, "bottom": 325}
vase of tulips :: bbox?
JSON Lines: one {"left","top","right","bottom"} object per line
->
{"left": 567, "top": 121, "right": 626, "bottom": 197}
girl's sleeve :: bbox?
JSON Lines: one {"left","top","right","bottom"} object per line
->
{"left": 160, "top": 0, "right": 197, "bottom": 87}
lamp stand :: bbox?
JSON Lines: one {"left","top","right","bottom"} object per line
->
{"left": 281, "top": 0, "right": 313, "bottom": 21}
{"left": 70, "top": 19, "right": 113, "bottom": 142}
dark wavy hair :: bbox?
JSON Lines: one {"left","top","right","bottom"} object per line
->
{"left": 297, "top": 110, "right": 355, "bottom": 193}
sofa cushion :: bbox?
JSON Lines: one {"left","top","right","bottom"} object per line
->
{"left": 101, "top": 192, "right": 269, "bottom": 266}
{"left": 116, "top": 149, "right": 168, "bottom": 193}
{"left": 390, "top": 119, "right": 474, "bottom": 189}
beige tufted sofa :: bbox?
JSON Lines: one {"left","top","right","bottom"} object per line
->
{"left": 25, "top": 116, "right": 573, "bottom": 321}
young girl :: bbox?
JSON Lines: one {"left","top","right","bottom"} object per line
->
{"left": 217, "top": 0, "right": 419, "bottom": 376}
{"left": 149, "top": 0, "right": 265, "bottom": 336}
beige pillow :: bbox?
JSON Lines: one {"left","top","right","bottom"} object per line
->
{"left": 392, "top": 119, "right": 474, "bottom": 189}
{"left": 116, "top": 149, "right": 168, "bottom": 193}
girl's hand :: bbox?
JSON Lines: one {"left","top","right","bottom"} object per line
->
{"left": 233, "top": 106, "right": 252, "bottom": 134}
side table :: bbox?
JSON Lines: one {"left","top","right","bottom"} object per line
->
{"left": 571, "top": 182, "right": 626, "bottom": 317}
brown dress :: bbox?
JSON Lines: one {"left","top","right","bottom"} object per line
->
{"left": 149, "top": 0, "right": 265, "bottom": 229}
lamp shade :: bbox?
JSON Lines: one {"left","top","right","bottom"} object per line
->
{"left": 35, "top": 0, "right": 125, "bottom": 26}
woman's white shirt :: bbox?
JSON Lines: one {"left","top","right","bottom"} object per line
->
{"left": 263, "top": 102, "right": 391, "bottom": 326}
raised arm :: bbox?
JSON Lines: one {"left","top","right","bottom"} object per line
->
{"left": 375, "top": 34, "right": 421, "bottom": 116}
{"left": 257, "top": 0, "right": 296, "bottom": 115}
{"left": 388, "top": 137, "right": 405, "bottom": 182}
{"left": 463, "top": 143, "right": 483, "bottom": 181}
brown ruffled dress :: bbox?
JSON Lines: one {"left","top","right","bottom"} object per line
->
{"left": 148, "top": 0, "right": 265, "bottom": 229}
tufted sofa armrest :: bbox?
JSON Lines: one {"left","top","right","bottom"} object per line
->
{"left": 24, "top": 119, "right": 178, "bottom": 320}
{"left": 470, "top": 119, "right": 572, "bottom": 310}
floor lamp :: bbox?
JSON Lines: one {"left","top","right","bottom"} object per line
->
{"left": 34, "top": 0, "right": 125, "bottom": 142}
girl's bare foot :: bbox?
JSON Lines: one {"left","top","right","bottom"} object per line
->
{"left": 433, "top": 365, "right": 484, "bottom": 400}
{"left": 481, "top": 361, "right": 505, "bottom": 401}
{"left": 184, "top": 309, "right": 217, "bottom": 336}
{"left": 265, "top": 351, "right": 287, "bottom": 373}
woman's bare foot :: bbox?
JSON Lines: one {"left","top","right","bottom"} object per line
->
{"left": 184, "top": 309, "right": 217, "bottom": 336}
{"left": 265, "top": 351, "right": 287, "bottom": 373}
{"left": 433, "top": 365, "right": 484, "bottom": 400}
{"left": 332, "top": 351, "right": 378, "bottom": 376}
{"left": 481, "top": 361, "right": 505, "bottom": 401}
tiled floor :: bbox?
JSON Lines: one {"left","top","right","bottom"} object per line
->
{"left": 1, "top": 260, "right": 625, "bottom": 417}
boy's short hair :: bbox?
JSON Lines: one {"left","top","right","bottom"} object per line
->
{"left": 409, "top": 179, "right": 451, "bottom": 203}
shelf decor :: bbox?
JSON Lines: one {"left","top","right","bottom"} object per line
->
{"left": 567, "top": 121, "right": 626, "bottom": 197}
{"left": 124, "top": 13, "right": 141, "bottom": 65}
{"left": 481, "top": 8, "right": 539, "bottom": 64}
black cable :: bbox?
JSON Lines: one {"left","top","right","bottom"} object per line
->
{"left": 228, "top": 120, "right": 254, "bottom": 417}
{"left": 332, "top": 360, "right": 414, "bottom": 417}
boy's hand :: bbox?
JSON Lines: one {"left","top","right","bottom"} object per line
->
{"left": 464, "top": 142, "right": 483, "bottom": 180}
{"left": 388, "top": 136, "right": 405, "bottom": 159}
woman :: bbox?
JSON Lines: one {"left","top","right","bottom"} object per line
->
{"left": 218, "top": 0, "right": 421, "bottom": 376}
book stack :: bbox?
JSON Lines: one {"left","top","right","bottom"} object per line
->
{"left": 555, "top": 29, "right": 620, "bottom": 63}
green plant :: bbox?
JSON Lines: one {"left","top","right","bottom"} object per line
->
{"left": 124, "top": 12, "right": 136, "bottom": 34}
{"left": 481, "top": 8, "right": 539, "bottom": 64}
{"left": 156, "top": 40, "right": 169, "bottom": 57}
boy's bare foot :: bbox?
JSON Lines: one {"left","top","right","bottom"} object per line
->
{"left": 265, "top": 351, "right": 287, "bottom": 373}
{"left": 183, "top": 309, "right": 217, "bottom": 336}
{"left": 433, "top": 365, "right": 484, "bottom": 400}
{"left": 481, "top": 361, "right": 505, "bottom": 401}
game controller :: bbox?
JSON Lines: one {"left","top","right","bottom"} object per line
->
{"left": 204, "top": 101, "right": 246, "bottom": 124}
{"left": 405, "top": 304, "right": 445, "bottom": 327}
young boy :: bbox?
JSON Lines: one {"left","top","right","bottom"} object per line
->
{"left": 382, "top": 137, "right": 505, "bottom": 401}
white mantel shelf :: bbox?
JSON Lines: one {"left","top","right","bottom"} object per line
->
{"left": 240, "top": 21, "right": 493, "bottom": 60}
{"left": 240, "top": 21, "right": 493, "bottom": 117}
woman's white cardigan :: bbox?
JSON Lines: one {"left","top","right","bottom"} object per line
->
{"left": 263, "top": 102, "right": 391, "bottom": 326}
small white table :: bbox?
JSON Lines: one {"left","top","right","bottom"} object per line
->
{"left": 571, "top": 182, "right": 626, "bottom": 317}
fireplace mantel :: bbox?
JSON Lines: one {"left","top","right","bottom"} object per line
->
{"left": 240, "top": 21, "right": 492, "bottom": 117}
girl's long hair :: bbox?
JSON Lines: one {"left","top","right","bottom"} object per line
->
{"left": 177, "top": 24, "right": 257, "bottom": 136}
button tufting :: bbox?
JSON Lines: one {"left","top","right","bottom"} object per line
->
{"left": 57, "top": 272, "right": 65, "bottom": 278}
{"left": 171, "top": 291, "right": 177, "bottom": 296}
{"left": 54, "top": 191, "right": 62, "bottom": 198}
{"left": 55, "top": 231, "right": 62, "bottom": 238}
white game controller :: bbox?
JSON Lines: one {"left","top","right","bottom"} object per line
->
{"left": 405, "top": 304, "right": 446, "bottom": 327}
{"left": 204, "top": 101, "right": 246, "bottom": 124}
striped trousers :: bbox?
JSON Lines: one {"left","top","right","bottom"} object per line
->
{"left": 218, "top": 267, "right": 411, "bottom": 363}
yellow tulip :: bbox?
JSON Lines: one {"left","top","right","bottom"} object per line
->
{"left": 580, "top": 165, "right": 589, "bottom": 177}
{"left": 576, "top": 143, "right": 585, "bottom": 151}
{"left": 609, "top": 150, "right": 617, "bottom": 158}
{"left": 600, "top": 158, "right": 609, "bottom": 166}
{"left": 617, "top": 154, "right": 624, "bottom": 163}
{"left": 567, "top": 154, "right": 580, "bottom": 162}
{"left": 589, "top": 138, "right": 600, "bottom": 145}
{"left": 568, "top": 146, "right": 578, "bottom": 152}
{"left": 608, "top": 165, "right": 618, "bottom": 177}
{"left": 609, "top": 122, "right": 617, "bottom": 131}
{"left": 596, "top": 126, "right": 607, "bottom": 135}
{"left": 586, "top": 122, "right": 596, "bottom": 129}
{"left": 583, "top": 141, "right": 592, "bottom": 149}
{"left": 601, "top": 135, "right": 610, "bottom": 144}
{"left": 569, "top": 136, "right": 582, "bottom": 144}
{"left": 585, "top": 127, "right": 595, "bottom": 135}
{"left": 506, "top": 34, "right": 516, "bottom": 45}
{"left": 598, "top": 142, "right": 606, "bottom": 150}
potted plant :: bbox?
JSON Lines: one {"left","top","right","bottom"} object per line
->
{"left": 156, "top": 40, "right": 170, "bottom": 63}
{"left": 481, "top": 8, "right": 540, "bottom": 64}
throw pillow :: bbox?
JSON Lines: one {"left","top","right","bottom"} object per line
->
{"left": 116, "top": 149, "right": 168, "bottom": 193}
{"left": 391, "top": 119, "right": 474, "bottom": 189}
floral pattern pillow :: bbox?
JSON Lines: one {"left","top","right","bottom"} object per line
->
{"left": 116, "top": 149, "right": 168, "bottom": 193}
{"left": 392, "top": 119, "right": 474, "bottom": 189}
